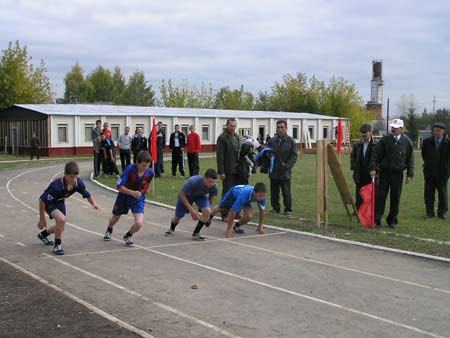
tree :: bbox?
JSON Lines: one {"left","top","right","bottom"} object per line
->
{"left": 0, "top": 40, "right": 53, "bottom": 109}
{"left": 64, "top": 63, "right": 94, "bottom": 103}
{"left": 214, "top": 85, "right": 255, "bottom": 110}
{"left": 111, "top": 66, "right": 126, "bottom": 104}
{"left": 159, "top": 79, "right": 215, "bottom": 108}
{"left": 122, "top": 71, "right": 155, "bottom": 106}
{"left": 396, "top": 94, "right": 417, "bottom": 117}
{"left": 87, "top": 66, "right": 114, "bottom": 103}
{"left": 401, "top": 107, "right": 419, "bottom": 142}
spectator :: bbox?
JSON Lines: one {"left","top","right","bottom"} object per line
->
{"left": 267, "top": 120, "right": 298, "bottom": 216}
{"left": 421, "top": 122, "right": 450, "bottom": 219}
{"left": 157, "top": 121, "right": 166, "bottom": 175}
{"left": 118, "top": 126, "right": 132, "bottom": 172}
{"left": 169, "top": 124, "right": 186, "bottom": 178}
{"left": 149, "top": 124, "right": 166, "bottom": 177}
{"left": 237, "top": 136, "right": 260, "bottom": 184}
{"left": 103, "top": 122, "right": 112, "bottom": 139}
{"left": 101, "top": 132, "right": 119, "bottom": 177}
{"left": 186, "top": 125, "right": 202, "bottom": 177}
{"left": 350, "top": 124, "right": 377, "bottom": 210}
{"left": 131, "top": 127, "right": 148, "bottom": 163}
{"left": 375, "top": 119, "right": 414, "bottom": 228}
{"left": 92, "top": 120, "right": 103, "bottom": 177}
{"left": 265, "top": 134, "right": 271, "bottom": 144}
{"left": 216, "top": 118, "right": 243, "bottom": 220}
{"left": 30, "top": 132, "right": 40, "bottom": 160}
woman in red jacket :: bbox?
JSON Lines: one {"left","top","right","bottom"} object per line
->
{"left": 186, "top": 125, "right": 202, "bottom": 177}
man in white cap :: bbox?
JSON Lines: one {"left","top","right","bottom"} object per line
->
{"left": 374, "top": 118, "right": 414, "bottom": 228}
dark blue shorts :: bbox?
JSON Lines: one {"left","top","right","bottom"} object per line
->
{"left": 45, "top": 203, "right": 66, "bottom": 219}
{"left": 113, "top": 193, "right": 145, "bottom": 215}
{"left": 219, "top": 190, "right": 251, "bottom": 212}
{"left": 175, "top": 196, "right": 210, "bottom": 218}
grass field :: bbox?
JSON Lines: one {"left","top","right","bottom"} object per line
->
{"left": 0, "top": 153, "right": 91, "bottom": 170}
{"left": 95, "top": 152, "right": 450, "bottom": 257}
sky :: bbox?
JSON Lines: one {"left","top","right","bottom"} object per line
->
{"left": 1, "top": 0, "right": 450, "bottom": 115}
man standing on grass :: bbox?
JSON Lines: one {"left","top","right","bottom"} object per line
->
{"left": 375, "top": 119, "right": 414, "bottom": 228}
{"left": 30, "top": 132, "right": 40, "bottom": 160}
{"left": 267, "top": 120, "right": 298, "bottom": 216}
{"left": 92, "top": 120, "right": 103, "bottom": 177}
{"left": 131, "top": 127, "right": 148, "bottom": 163}
{"left": 421, "top": 122, "right": 450, "bottom": 219}
{"left": 350, "top": 124, "right": 377, "bottom": 210}
{"left": 186, "top": 125, "right": 201, "bottom": 177}
{"left": 169, "top": 124, "right": 186, "bottom": 178}
{"left": 216, "top": 118, "right": 243, "bottom": 221}
{"left": 118, "top": 126, "right": 132, "bottom": 172}
{"left": 150, "top": 123, "right": 166, "bottom": 177}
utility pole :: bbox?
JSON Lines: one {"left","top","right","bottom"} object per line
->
{"left": 386, "top": 98, "right": 390, "bottom": 134}
{"left": 433, "top": 96, "right": 436, "bottom": 113}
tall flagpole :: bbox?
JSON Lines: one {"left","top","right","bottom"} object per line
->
{"left": 371, "top": 176, "right": 375, "bottom": 228}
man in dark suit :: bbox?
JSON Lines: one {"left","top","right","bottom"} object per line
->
{"left": 350, "top": 124, "right": 377, "bottom": 210}
{"left": 375, "top": 119, "right": 414, "bottom": 228}
{"left": 169, "top": 124, "right": 187, "bottom": 178}
{"left": 421, "top": 122, "right": 450, "bottom": 219}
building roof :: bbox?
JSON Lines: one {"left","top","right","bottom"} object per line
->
{"left": 12, "top": 104, "right": 345, "bottom": 120}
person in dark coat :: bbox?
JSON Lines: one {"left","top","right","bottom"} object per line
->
{"left": 30, "top": 133, "right": 41, "bottom": 160}
{"left": 157, "top": 121, "right": 166, "bottom": 175}
{"left": 149, "top": 125, "right": 166, "bottom": 178}
{"left": 421, "top": 122, "right": 450, "bottom": 219}
{"left": 375, "top": 119, "right": 414, "bottom": 228}
{"left": 350, "top": 124, "right": 377, "bottom": 210}
{"left": 131, "top": 127, "right": 148, "bottom": 163}
{"left": 267, "top": 120, "right": 298, "bottom": 216}
{"left": 169, "top": 124, "right": 187, "bottom": 177}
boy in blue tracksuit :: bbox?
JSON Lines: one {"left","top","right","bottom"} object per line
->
{"left": 37, "top": 162, "right": 102, "bottom": 255}
{"left": 104, "top": 151, "right": 154, "bottom": 245}
{"left": 211, "top": 183, "right": 267, "bottom": 238}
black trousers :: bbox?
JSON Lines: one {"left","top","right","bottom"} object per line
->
{"left": 171, "top": 148, "right": 185, "bottom": 176}
{"left": 375, "top": 172, "right": 403, "bottom": 225}
{"left": 30, "top": 147, "right": 40, "bottom": 160}
{"left": 94, "top": 151, "right": 103, "bottom": 177}
{"left": 424, "top": 174, "right": 448, "bottom": 216}
{"left": 187, "top": 152, "right": 200, "bottom": 177}
{"left": 270, "top": 179, "right": 292, "bottom": 213}
{"left": 119, "top": 149, "right": 131, "bottom": 172}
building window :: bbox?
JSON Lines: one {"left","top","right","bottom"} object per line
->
{"left": 84, "top": 124, "right": 94, "bottom": 143}
{"left": 258, "top": 126, "right": 265, "bottom": 139}
{"left": 323, "top": 126, "right": 329, "bottom": 139}
{"left": 135, "top": 124, "right": 144, "bottom": 133}
{"left": 202, "top": 125, "right": 210, "bottom": 141}
{"left": 111, "top": 124, "right": 120, "bottom": 141}
{"left": 58, "top": 124, "right": 68, "bottom": 143}
{"left": 181, "top": 124, "right": 189, "bottom": 136}
{"left": 239, "top": 128, "right": 251, "bottom": 137}
{"left": 308, "top": 125, "right": 315, "bottom": 140}
{"left": 292, "top": 125, "right": 299, "bottom": 140}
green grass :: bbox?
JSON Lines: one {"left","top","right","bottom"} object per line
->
{"left": 96, "top": 153, "right": 450, "bottom": 257}
{"left": 0, "top": 153, "right": 91, "bottom": 170}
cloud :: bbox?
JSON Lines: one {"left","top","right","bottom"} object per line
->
{"left": 1, "top": 0, "right": 449, "bottom": 112}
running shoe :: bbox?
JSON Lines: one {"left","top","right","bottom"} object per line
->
{"left": 233, "top": 224, "right": 245, "bottom": 234}
{"left": 103, "top": 231, "right": 112, "bottom": 241}
{"left": 37, "top": 232, "right": 54, "bottom": 246}
{"left": 192, "top": 233, "right": 206, "bottom": 241}
{"left": 165, "top": 229, "right": 174, "bottom": 236}
{"left": 53, "top": 245, "right": 64, "bottom": 255}
{"left": 123, "top": 234, "right": 134, "bottom": 246}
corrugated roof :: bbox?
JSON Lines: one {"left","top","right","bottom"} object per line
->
{"left": 14, "top": 104, "right": 346, "bottom": 120}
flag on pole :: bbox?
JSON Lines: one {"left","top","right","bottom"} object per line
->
{"left": 337, "top": 117, "right": 344, "bottom": 155}
{"left": 150, "top": 117, "right": 158, "bottom": 164}
{"left": 358, "top": 179, "right": 375, "bottom": 228}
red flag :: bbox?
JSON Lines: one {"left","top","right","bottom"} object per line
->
{"left": 358, "top": 182, "right": 375, "bottom": 228}
{"left": 150, "top": 117, "right": 158, "bottom": 164}
{"left": 337, "top": 117, "right": 344, "bottom": 155}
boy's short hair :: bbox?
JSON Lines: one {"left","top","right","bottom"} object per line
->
{"left": 96, "top": 119, "right": 101, "bottom": 124}
{"left": 360, "top": 124, "right": 372, "bottom": 133}
{"left": 65, "top": 162, "right": 80, "bottom": 175}
{"left": 100, "top": 131, "right": 105, "bottom": 136}
{"left": 226, "top": 118, "right": 237, "bottom": 125}
{"left": 276, "top": 120, "right": 287, "bottom": 127}
{"left": 254, "top": 182, "right": 266, "bottom": 193}
{"left": 204, "top": 168, "right": 218, "bottom": 180}
{"left": 136, "top": 150, "right": 151, "bottom": 163}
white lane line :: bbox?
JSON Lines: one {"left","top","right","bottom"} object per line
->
{"left": 0, "top": 233, "right": 5, "bottom": 238}
{"left": 0, "top": 256, "right": 156, "bottom": 338}
{"left": 16, "top": 242, "right": 26, "bottom": 247}
{"left": 7, "top": 166, "right": 450, "bottom": 338}
{"left": 6, "top": 205, "right": 12, "bottom": 208}
{"left": 42, "top": 247, "right": 142, "bottom": 258}
{"left": 21, "top": 210, "right": 27, "bottom": 213}
{"left": 44, "top": 253, "right": 244, "bottom": 338}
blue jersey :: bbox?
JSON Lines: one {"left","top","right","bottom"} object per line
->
{"left": 117, "top": 164, "right": 154, "bottom": 193}
{"left": 181, "top": 175, "right": 218, "bottom": 198}
{"left": 228, "top": 185, "right": 266, "bottom": 213}
{"left": 40, "top": 177, "right": 91, "bottom": 206}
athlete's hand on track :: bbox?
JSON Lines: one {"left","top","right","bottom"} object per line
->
{"left": 226, "top": 231, "right": 234, "bottom": 238}
{"left": 37, "top": 220, "right": 46, "bottom": 230}
{"left": 93, "top": 205, "right": 104, "bottom": 212}
{"left": 257, "top": 227, "right": 266, "bottom": 235}
{"left": 190, "top": 210, "right": 200, "bottom": 221}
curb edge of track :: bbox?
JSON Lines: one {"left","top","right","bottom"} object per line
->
{"left": 90, "top": 173, "right": 450, "bottom": 264}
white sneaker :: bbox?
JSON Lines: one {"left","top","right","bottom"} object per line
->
{"left": 123, "top": 234, "right": 134, "bottom": 246}
{"left": 165, "top": 229, "right": 174, "bottom": 236}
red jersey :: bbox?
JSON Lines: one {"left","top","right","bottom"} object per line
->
{"left": 186, "top": 132, "right": 201, "bottom": 153}
{"left": 103, "top": 129, "right": 112, "bottom": 139}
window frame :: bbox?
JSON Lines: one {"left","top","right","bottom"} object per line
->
{"left": 57, "top": 124, "right": 68, "bottom": 143}
{"left": 201, "top": 124, "right": 210, "bottom": 141}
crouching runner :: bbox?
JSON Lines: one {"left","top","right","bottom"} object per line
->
{"left": 165, "top": 169, "right": 218, "bottom": 240}
{"left": 104, "top": 151, "right": 154, "bottom": 245}
{"left": 211, "top": 183, "right": 267, "bottom": 238}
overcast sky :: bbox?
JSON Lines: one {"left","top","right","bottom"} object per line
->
{"left": 1, "top": 0, "right": 449, "bottom": 114}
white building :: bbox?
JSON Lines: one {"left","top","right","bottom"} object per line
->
{"left": 0, "top": 104, "right": 349, "bottom": 156}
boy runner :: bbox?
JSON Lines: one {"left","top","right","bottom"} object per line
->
{"left": 104, "top": 151, "right": 154, "bottom": 245}
{"left": 211, "top": 183, "right": 267, "bottom": 238}
{"left": 165, "top": 169, "right": 218, "bottom": 240}
{"left": 37, "top": 162, "right": 102, "bottom": 255}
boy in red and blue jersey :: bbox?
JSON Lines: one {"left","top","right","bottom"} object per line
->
{"left": 104, "top": 151, "right": 154, "bottom": 245}
{"left": 37, "top": 162, "right": 102, "bottom": 255}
